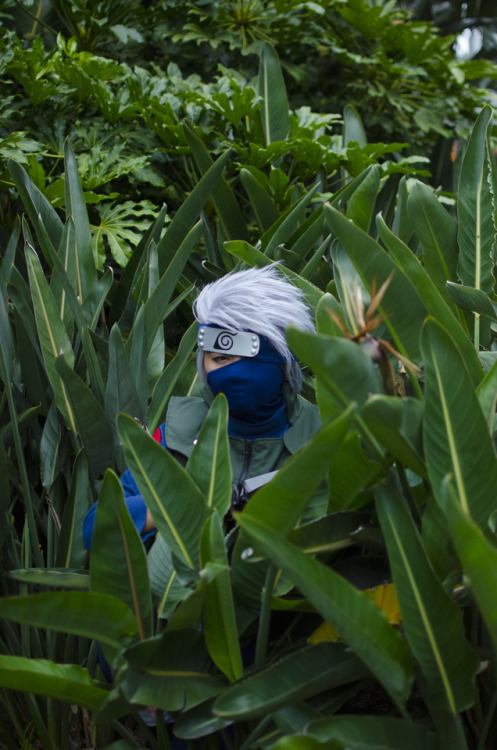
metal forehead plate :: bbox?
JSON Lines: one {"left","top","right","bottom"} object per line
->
{"left": 197, "top": 326, "right": 260, "bottom": 357}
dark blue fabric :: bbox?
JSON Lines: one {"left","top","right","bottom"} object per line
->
{"left": 206, "top": 340, "right": 289, "bottom": 438}
{"left": 82, "top": 423, "right": 166, "bottom": 550}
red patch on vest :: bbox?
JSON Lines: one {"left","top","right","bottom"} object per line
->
{"left": 153, "top": 428, "right": 162, "bottom": 443}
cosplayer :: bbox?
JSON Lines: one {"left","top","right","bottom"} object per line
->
{"left": 83, "top": 264, "right": 321, "bottom": 549}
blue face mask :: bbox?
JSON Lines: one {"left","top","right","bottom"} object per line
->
{"left": 207, "top": 357, "right": 285, "bottom": 423}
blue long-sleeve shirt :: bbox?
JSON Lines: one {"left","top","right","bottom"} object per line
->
{"left": 82, "top": 424, "right": 166, "bottom": 550}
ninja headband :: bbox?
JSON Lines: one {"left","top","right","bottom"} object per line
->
{"left": 197, "top": 325, "right": 260, "bottom": 357}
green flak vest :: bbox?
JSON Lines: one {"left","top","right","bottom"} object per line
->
{"left": 164, "top": 390, "right": 322, "bottom": 483}
{"left": 147, "top": 390, "right": 327, "bottom": 601}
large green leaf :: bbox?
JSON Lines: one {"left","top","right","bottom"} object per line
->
{"left": 184, "top": 122, "right": 250, "bottom": 242}
{"left": 0, "top": 287, "right": 14, "bottom": 385}
{"left": 325, "top": 204, "right": 427, "bottom": 361}
{"left": 8, "top": 160, "right": 63, "bottom": 263}
{"left": 173, "top": 698, "right": 233, "bottom": 740}
{"left": 105, "top": 324, "right": 143, "bottom": 430}
{"left": 327, "top": 434, "right": 382, "bottom": 512}
{"left": 285, "top": 328, "right": 382, "bottom": 422}
{"left": 125, "top": 304, "right": 148, "bottom": 419}
{"left": 122, "top": 630, "right": 226, "bottom": 711}
{"left": 8, "top": 568, "right": 89, "bottom": 589}
{"left": 147, "top": 321, "right": 198, "bottom": 431}
{"left": 0, "top": 219, "right": 19, "bottom": 302}
{"left": 242, "top": 405, "right": 352, "bottom": 536}
{"left": 421, "top": 318, "right": 497, "bottom": 529}
{"left": 45, "top": 217, "right": 106, "bottom": 400}
{"left": 307, "top": 715, "right": 439, "bottom": 750}
{"left": 346, "top": 164, "right": 380, "bottom": 233}
{"left": 64, "top": 140, "right": 97, "bottom": 296}
{"left": 0, "top": 656, "right": 109, "bottom": 710}
{"left": 239, "top": 167, "right": 279, "bottom": 233}
{"left": 55, "top": 355, "right": 115, "bottom": 478}
{"left": 457, "top": 106, "right": 496, "bottom": 349}
{"left": 0, "top": 591, "right": 137, "bottom": 648}
{"left": 56, "top": 450, "right": 92, "bottom": 568}
{"left": 360, "top": 396, "right": 426, "bottom": 478}
{"left": 376, "top": 479, "right": 478, "bottom": 714}
{"left": 343, "top": 104, "right": 367, "bottom": 148}
{"left": 200, "top": 512, "right": 243, "bottom": 682}
{"left": 186, "top": 394, "right": 232, "bottom": 516}
{"left": 118, "top": 413, "right": 210, "bottom": 570}
{"left": 457, "top": 106, "right": 495, "bottom": 295}
{"left": 24, "top": 243, "right": 76, "bottom": 431}
{"left": 262, "top": 184, "right": 320, "bottom": 259}
{"left": 144, "top": 221, "right": 201, "bottom": 352}
{"left": 91, "top": 469, "right": 153, "bottom": 640}
{"left": 39, "top": 401, "right": 61, "bottom": 489}
{"left": 443, "top": 479, "right": 497, "bottom": 652}
{"left": 231, "top": 407, "right": 352, "bottom": 610}
{"left": 258, "top": 43, "right": 290, "bottom": 146}
{"left": 214, "top": 643, "right": 367, "bottom": 720}
{"left": 156, "top": 149, "right": 232, "bottom": 275}
{"left": 407, "top": 181, "right": 458, "bottom": 290}
{"left": 237, "top": 515, "right": 413, "bottom": 710}
{"left": 375, "top": 214, "right": 482, "bottom": 387}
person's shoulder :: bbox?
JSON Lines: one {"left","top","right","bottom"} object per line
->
{"left": 165, "top": 396, "right": 210, "bottom": 457}
{"left": 284, "top": 395, "right": 321, "bottom": 453}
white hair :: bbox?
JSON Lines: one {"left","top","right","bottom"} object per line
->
{"left": 193, "top": 265, "right": 315, "bottom": 391}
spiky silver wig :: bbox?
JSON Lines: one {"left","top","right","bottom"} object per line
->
{"left": 193, "top": 265, "right": 315, "bottom": 391}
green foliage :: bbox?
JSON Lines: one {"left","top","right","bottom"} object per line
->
{"left": 3, "top": 4, "right": 497, "bottom": 746}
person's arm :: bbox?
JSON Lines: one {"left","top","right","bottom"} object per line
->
{"left": 82, "top": 425, "right": 165, "bottom": 550}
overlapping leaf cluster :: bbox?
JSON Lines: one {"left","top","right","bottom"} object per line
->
{"left": 2, "top": 8, "right": 497, "bottom": 749}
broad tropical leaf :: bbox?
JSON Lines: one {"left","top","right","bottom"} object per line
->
{"left": 156, "top": 149, "right": 233, "bottom": 274}
{"left": 200, "top": 512, "right": 243, "bottom": 682}
{"left": 325, "top": 204, "right": 427, "bottom": 361}
{"left": 64, "top": 140, "right": 97, "bottom": 293}
{"left": 118, "top": 413, "right": 210, "bottom": 570}
{"left": 214, "top": 643, "right": 367, "bottom": 720}
{"left": 421, "top": 318, "right": 497, "bottom": 529}
{"left": 91, "top": 469, "right": 153, "bottom": 640}
{"left": 307, "top": 715, "right": 439, "bottom": 750}
{"left": 258, "top": 43, "right": 290, "bottom": 146}
{"left": 376, "top": 479, "right": 478, "bottom": 714}
{"left": 55, "top": 356, "right": 115, "bottom": 478}
{"left": 24, "top": 243, "right": 76, "bottom": 431}
{"left": 407, "top": 180, "right": 458, "bottom": 291}
{"left": 237, "top": 515, "right": 413, "bottom": 710}
{"left": 122, "top": 630, "right": 226, "bottom": 711}
{"left": 0, "top": 656, "right": 109, "bottom": 710}
{"left": 443, "top": 479, "right": 497, "bottom": 652}
{"left": 0, "top": 591, "right": 137, "bottom": 648}
{"left": 187, "top": 394, "right": 232, "bottom": 516}
{"left": 184, "top": 121, "right": 250, "bottom": 242}
{"left": 376, "top": 214, "right": 482, "bottom": 386}
{"left": 147, "top": 321, "right": 198, "bottom": 431}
